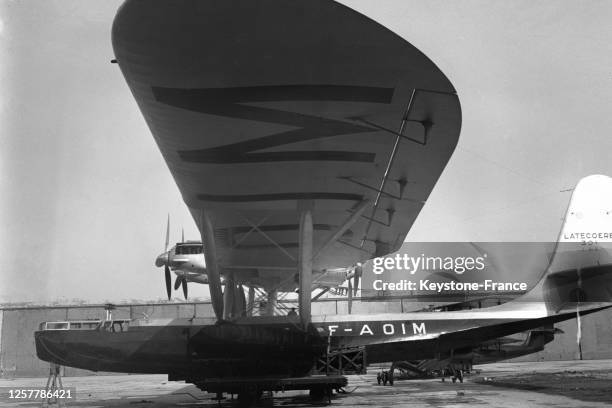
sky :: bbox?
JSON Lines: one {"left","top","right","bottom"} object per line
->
{"left": 1, "top": 0, "right": 612, "bottom": 304}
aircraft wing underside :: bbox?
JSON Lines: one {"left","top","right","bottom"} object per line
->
{"left": 112, "top": 0, "right": 462, "bottom": 291}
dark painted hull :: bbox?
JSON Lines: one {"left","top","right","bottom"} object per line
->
{"left": 35, "top": 321, "right": 324, "bottom": 379}
{"left": 35, "top": 303, "right": 611, "bottom": 381}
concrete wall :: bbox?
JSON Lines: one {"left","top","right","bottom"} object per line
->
{"left": 509, "top": 309, "right": 612, "bottom": 362}
{"left": 1, "top": 300, "right": 611, "bottom": 377}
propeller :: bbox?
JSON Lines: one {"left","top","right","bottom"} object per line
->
{"left": 157, "top": 216, "right": 193, "bottom": 301}
{"left": 163, "top": 215, "right": 172, "bottom": 300}
{"left": 155, "top": 214, "right": 175, "bottom": 300}
{"left": 156, "top": 216, "right": 192, "bottom": 301}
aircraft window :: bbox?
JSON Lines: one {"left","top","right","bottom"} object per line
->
{"left": 176, "top": 245, "right": 203, "bottom": 254}
{"left": 97, "top": 320, "right": 129, "bottom": 333}
{"left": 97, "top": 321, "right": 113, "bottom": 332}
{"left": 43, "top": 322, "right": 69, "bottom": 330}
{"left": 82, "top": 321, "right": 100, "bottom": 329}
{"left": 113, "top": 321, "right": 129, "bottom": 332}
{"left": 71, "top": 321, "right": 99, "bottom": 330}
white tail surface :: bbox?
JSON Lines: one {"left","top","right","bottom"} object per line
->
{"left": 529, "top": 175, "right": 612, "bottom": 310}
{"left": 548, "top": 175, "right": 612, "bottom": 273}
{"left": 559, "top": 174, "right": 612, "bottom": 243}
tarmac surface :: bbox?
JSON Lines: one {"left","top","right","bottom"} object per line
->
{"left": 0, "top": 360, "right": 610, "bottom": 407}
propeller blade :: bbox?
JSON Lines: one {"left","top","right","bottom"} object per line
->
{"left": 174, "top": 276, "right": 181, "bottom": 291}
{"left": 181, "top": 227, "right": 184, "bottom": 243}
{"left": 165, "top": 265, "right": 172, "bottom": 300}
{"left": 181, "top": 278, "right": 188, "bottom": 300}
{"left": 165, "top": 214, "right": 170, "bottom": 251}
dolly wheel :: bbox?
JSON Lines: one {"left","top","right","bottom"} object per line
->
{"left": 237, "top": 391, "right": 259, "bottom": 407}
{"left": 309, "top": 386, "right": 326, "bottom": 401}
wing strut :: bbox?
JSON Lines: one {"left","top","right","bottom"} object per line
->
{"left": 236, "top": 285, "right": 246, "bottom": 317}
{"left": 264, "top": 288, "right": 278, "bottom": 316}
{"left": 298, "top": 209, "right": 313, "bottom": 329}
{"left": 311, "top": 287, "right": 330, "bottom": 302}
{"left": 223, "top": 272, "right": 235, "bottom": 320}
{"left": 360, "top": 89, "right": 416, "bottom": 248}
{"left": 200, "top": 209, "right": 224, "bottom": 321}
{"left": 313, "top": 199, "right": 370, "bottom": 260}
{"left": 246, "top": 287, "right": 255, "bottom": 317}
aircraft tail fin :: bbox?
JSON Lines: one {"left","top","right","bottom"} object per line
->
{"left": 527, "top": 175, "right": 612, "bottom": 312}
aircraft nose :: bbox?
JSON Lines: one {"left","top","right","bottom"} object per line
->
{"left": 35, "top": 331, "right": 70, "bottom": 366}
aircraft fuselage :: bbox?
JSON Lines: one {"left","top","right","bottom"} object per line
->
{"left": 35, "top": 301, "right": 607, "bottom": 380}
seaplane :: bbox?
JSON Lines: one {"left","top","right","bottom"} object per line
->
{"left": 35, "top": 0, "right": 612, "bottom": 403}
